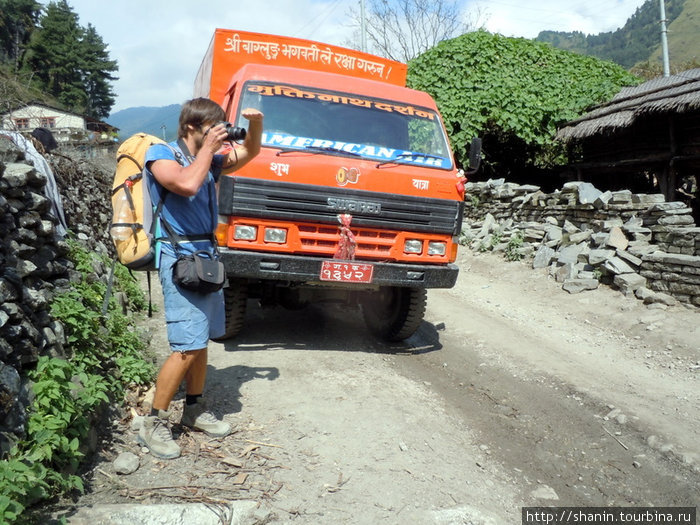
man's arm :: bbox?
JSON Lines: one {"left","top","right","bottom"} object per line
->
{"left": 150, "top": 125, "right": 229, "bottom": 197}
{"left": 222, "top": 108, "right": 264, "bottom": 174}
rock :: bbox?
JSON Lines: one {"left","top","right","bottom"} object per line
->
{"left": 602, "top": 257, "right": 635, "bottom": 275}
{"left": 578, "top": 182, "right": 602, "bottom": 204}
{"left": 615, "top": 249, "right": 642, "bottom": 268}
{"left": 611, "top": 190, "right": 633, "bottom": 203}
{"left": 588, "top": 249, "right": 615, "bottom": 266}
{"left": 555, "top": 263, "right": 577, "bottom": 283}
{"left": 593, "top": 190, "right": 612, "bottom": 209}
{"left": 531, "top": 484, "right": 559, "bottom": 501}
{"left": 590, "top": 232, "right": 609, "bottom": 247}
{"left": 635, "top": 287, "right": 656, "bottom": 302}
{"left": 114, "top": 452, "right": 140, "bottom": 475}
{"left": 632, "top": 193, "right": 665, "bottom": 204}
{"left": 533, "top": 245, "right": 556, "bottom": 269}
{"left": 644, "top": 292, "right": 678, "bottom": 307}
{"left": 562, "top": 279, "right": 600, "bottom": 294}
{"left": 568, "top": 231, "right": 592, "bottom": 244}
{"left": 557, "top": 243, "right": 586, "bottom": 265}
{"left": 562, "top": 220, "right": 579, "bottom": 234}
{"left": 614, "top": 273, "right": 647, "bottom": 296}
{"left": 605, "top": 227, "right": 629, "bottom": 251}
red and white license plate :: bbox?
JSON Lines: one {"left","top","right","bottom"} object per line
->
{"left": 320, "top": 261, "right": 374, "bottom": 283}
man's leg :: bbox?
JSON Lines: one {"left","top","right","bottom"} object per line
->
{"left": 180, "top": 346, "right": 231, "bottom": 437}
{"left": 184, "top": 347, "right": 208, "bottom": 397}
{"left": 153, "top": 350, "right": 202, "bottom": 411}
{"left": 139, "top": 351, "right": 202, "bottom": 459}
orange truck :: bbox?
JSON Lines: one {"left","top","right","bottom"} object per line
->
{"left": 194, "top": 29, "right": 479, "bottom": 341}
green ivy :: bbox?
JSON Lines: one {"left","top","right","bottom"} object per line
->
{"left": 505, "top": 232, "right": 525, "bottom": 261}
{"left": 0, "top": 240, "right": 154, "bottom": 524}
{"left": 407, "top": 30, "right": 641, "bottom": 174}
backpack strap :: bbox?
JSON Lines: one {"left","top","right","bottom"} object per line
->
{"left": 150, "top": 140, "right": 218, "bottom": 256}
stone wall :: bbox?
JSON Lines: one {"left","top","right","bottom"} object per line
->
{"left": 463, "top": 179, "right": 700, "bottom": 308}
{"left": 0, "top": 134, "right": 113, "bottom": 453}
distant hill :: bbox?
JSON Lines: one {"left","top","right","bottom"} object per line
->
{"left": 536, "top": 0, "right": 698, "bottom": 69}
{"left": 106, "top": 104, "right": 181, "bottom": 142}
{"left": 649, "top": 0, "right": 700, "bottom": 65}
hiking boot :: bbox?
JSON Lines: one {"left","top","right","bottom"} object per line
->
{"left": 137, "top": 410, "right": 181, "bottom": 459}
{"left": 181, "top": 398, "right": 232, "bottom": 437}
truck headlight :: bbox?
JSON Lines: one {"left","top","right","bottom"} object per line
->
{"left": 234, "top": 225, "right": 257, "bottom": 240}
{"left": 428, "top": 241, "right": 446, "bottom": 256}
{"left": 264, "top": 228, "right": 287, "bottom": 243}
{"left": 404, "top": 240, "right": 422, "bottom": 254}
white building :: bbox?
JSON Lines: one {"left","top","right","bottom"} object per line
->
{"left": 1, "top": 102, "right": 116, "bottom": 143}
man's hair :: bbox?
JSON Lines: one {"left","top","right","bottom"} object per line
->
{"left": 178, "top": 98, "right": 226, "bottom": 138}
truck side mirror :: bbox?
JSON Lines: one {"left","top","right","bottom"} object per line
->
{"left": 466, "top": 137, "right": 482, "bottom": 175}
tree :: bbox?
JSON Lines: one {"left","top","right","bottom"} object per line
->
{"left": 0, "top": 0, "right": 41, "bottom": 71}
{"left": 24, "top": 0, "right": 85, "bottom": 109}
{"left": 347, "top": 0, "right": 482, "bottom": 62}
{"left": 23, "top": 0, "right": 117, "bottom": 118}
{"left": 407, "top": 31, "right": 641, "bottom": 175}
{"left": 80, "top": 24, "right": 117, "bottom": 119}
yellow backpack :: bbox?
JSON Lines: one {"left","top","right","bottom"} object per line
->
{"left": 110, "top": 133, "right": 166, "bottom": 271}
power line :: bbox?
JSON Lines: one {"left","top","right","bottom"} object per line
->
{"left": 292, "top": 0, "right": 346, "bottom": 40}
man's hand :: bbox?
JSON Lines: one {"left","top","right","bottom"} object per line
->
{"left": 202, "top": 122, "right": 228, "bottom": 155}
{"left": 241, "top": 108, "right": 264, "bottom": 122}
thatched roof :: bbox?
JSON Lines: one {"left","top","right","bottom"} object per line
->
{"left": 557, "top": 68, "right": 700, "bottom": 141}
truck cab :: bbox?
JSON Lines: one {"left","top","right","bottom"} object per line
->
{"left": 195, "top": 30, "right": 468, "bottom": 341}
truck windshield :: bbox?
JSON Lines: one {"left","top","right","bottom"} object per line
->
{"left": 236, "top": 82, "right": 453, "bottom": 170}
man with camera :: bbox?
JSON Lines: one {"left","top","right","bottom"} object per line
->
{"left": 139, "top": 97, "right": 263, "bottom": 459}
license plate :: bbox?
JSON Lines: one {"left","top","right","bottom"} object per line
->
{"left": 320, "top": 261, "right": 374, "bottom": 283}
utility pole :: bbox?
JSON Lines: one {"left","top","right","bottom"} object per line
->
{"left": 161, "top": 124, "right": 166, "bottom": 140}
{"left": 360, "top": 0, "right": 367, "bottom": 53}
{"left": 659, "top": 0, "right": 671, "bottom": 77}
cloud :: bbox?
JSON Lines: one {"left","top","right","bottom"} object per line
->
{"left": 56, "top": 0, "right": 358, "bottom": 112}
{"left": 468, "top": 0, "right": 646, "bottom": 39}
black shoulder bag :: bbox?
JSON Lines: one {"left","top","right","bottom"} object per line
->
{"left": 164, "top": 139, "right": 227, "bottom": 294}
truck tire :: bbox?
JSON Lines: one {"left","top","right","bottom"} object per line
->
{"left": 213, "top": 279, "right": 248, "bottom": 341}
{"left": 361, "top": 286, "right": 427, "bottom": 342}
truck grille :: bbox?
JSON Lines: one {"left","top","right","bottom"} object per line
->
{"left": 219, "top": 177, "right": 462, "bottom": 235}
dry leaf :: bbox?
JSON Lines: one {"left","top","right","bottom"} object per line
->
{"left": 239, "top": 444, "right": 259, "bottom": 458}
{"left": 232, "top": 472, "right": 248, "bottom": 485}
{"left": 221, "top": 456, "right": 244, "bottom": 468}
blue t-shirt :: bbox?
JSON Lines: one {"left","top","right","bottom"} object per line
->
{"left": 145, "top": 142, "right": 224, "bottom": 257}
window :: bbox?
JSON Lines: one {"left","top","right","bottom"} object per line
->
{"left": 40, "top": 117, "right": 56, "bottom": 129}
{"left": 14, "top": 118, "right": 29, "bottom": 130}
{"left": 238, "top": 82, "right": 454, "bottom": 170}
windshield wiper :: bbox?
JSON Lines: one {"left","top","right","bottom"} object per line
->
{"left": 276, "top": 145, "right": 362, "bottom": 158}
{"left": 376, "top": 152, "right": 446, "bottom": 167}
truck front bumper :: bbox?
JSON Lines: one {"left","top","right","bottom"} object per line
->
{"left": 219, "top": 249, "right": 459, "bottom": 289}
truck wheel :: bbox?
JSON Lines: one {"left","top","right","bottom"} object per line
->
{"left": 361, "top": 286, "right": 427, "bottom": 342}
{"left": 213, "top": 279, "right": 248, "bottom": 341}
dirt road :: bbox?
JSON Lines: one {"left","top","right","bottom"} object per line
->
{"left": 63, "top": 249, "right": 699, "bottom": 524}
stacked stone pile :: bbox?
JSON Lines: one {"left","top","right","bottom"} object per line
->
{"left": 463, "top": 179, "right": 700, "bottom": 308}
{"left": 0, "top": 134, "right": 113, "bottom": 453}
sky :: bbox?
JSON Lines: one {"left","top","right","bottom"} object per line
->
{"left": 44, "top": 0, "right": 649, "bottom": 114}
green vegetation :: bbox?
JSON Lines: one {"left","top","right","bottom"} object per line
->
{"left": 0, "top": 239, "right": 153, "bottom": 524}
{"left": 505, "top": 232, "right": 525, "bottom": 262}
{"left": 0, "top": 0, "right": 117, "bottom": 119}
{"left": 408, "top": 31, "right": 640, "bottom": 176}
{"left": 535, "top": 0, "right": 689, "bottom": 69}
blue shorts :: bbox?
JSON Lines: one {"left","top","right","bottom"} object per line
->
{"left": 158, "top": 252, "right": 225, "bottom": 352}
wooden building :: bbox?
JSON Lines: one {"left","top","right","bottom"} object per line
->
{"left": 557, "top": 68, "right": 700, "bottom": 220}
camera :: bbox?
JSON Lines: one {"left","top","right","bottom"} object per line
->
{"left": 218, "top": 122, "right": 246, "bottom": 142}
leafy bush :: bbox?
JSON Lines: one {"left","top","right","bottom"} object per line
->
{"left": 505, "top": 232, "right": 525, "bottom": 261}
{"left": 0, "top": 240, "right": 153, "bottom": 524}
{"left": 407, "top": 31, "right": 640, "bottom": 174}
